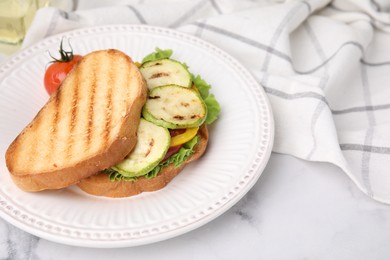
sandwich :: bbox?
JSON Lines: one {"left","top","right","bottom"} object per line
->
{"left": 5, "top": 49, "right": 147, "bottom": 191}
{"left": 5, "top": 47, "right": 220, "bottom": 198}
{"left": 78, "top": 48, "right": 221, "bottom": 197}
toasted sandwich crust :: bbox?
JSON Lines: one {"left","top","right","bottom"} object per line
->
{"left": 77, "top": 124, "right": 209, "bottom": 198}
{"left": 6, "top": 49, "right": 147, "bottom": 192}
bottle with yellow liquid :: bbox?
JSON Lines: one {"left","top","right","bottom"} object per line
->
{"left": 0, "top": 0, "right": 37, "bottom": 44}
{"left": 0, "top": 0, "right": 72, "bottom": 56}
{"left": 0, "top": 0, "right": 50, "bottom": 55}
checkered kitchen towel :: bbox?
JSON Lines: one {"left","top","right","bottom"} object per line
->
{"left": 22, "top": 0, "right": 390, "bottom": 203}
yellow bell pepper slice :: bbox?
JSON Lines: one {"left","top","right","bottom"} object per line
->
{"left": 170, "top": 127, "right": 199, "bottom": 147}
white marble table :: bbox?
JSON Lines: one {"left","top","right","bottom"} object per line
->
{"left": 1, "top": 153, "right": 390, "bottom": 260}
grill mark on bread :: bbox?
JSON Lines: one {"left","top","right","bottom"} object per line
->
{"left": 103, "top": 57, "right": 115, "bottom": 146}
{"left": 86, "top": 59, "right": 98, "bottom": 148}
{"left": 103, "top": 85, "right": 113, "bottom": 146}
{"left": 52, "top": 89, "right": 61, "bottom": 135}
{"left": 65, "top": 66, "right": 81, "bottom": 159}
{"left": 46, "top": 88, "right": 62, "bottom": 161}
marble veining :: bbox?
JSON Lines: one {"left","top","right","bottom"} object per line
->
{"left": 0, "top": 221, "right": 39, "bottom": 260}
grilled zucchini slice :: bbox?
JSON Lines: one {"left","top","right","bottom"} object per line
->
{"left": 140, "top": 59, "right": 192, "bottom": 90}
{"left": 142, "top": 85, "right": 207, "bottom": 129}
{"left": 112, "top": 119, "right": 170, "bottom": 178}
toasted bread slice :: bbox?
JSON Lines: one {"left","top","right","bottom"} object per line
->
{"left": 6, "top": 49, "right": 147, "bottom": 192}
{"left": 77, "top": 124, "right": 209, "bottom": 198}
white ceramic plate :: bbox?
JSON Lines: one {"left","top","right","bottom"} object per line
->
{"left": 0, "top": 25, "right": 273, "bottom": 248}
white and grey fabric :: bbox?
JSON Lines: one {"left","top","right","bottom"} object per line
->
{"left": 23, "top": 0, "right": 390, "bottom": 203}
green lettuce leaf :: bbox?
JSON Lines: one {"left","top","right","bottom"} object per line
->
{"left": 142, "top": 48, "right": 173, "bottom": 63}
{"left": 204, "top": 94, "right": 221, "bottom": 124}
{"left": 193, "top": 75, "right": 210, "bottom": 99}
{"left": 193, "top": 75, "right": 220, "bottom": 124}
{"left": 104, "top": 168, "right": 137, "bottom": 182}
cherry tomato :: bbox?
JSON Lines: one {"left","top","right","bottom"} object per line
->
{"left": 169, "top": 128, "right": 186, "bottom": 137}
{"left": 44, "top": 55, "right": 82, "bottom": 95}
{"left": 170, "top": 127, "right": 199, "bottom": 147}
{"left": 44, "top": 39, "right": 82, "bottom": 95}
{"left": 162, "top": 129, "right": 188, "bottom": 161}
{"left": 162, "top": 145, "right": 182, "bottom": 162}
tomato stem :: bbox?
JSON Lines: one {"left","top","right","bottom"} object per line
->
{"left": 49, "top": 38, "right": 74, "bottom": 63}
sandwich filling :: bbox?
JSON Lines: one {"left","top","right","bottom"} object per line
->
{"left": 104, "top": 48, "right": 220, "bottom": 182}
